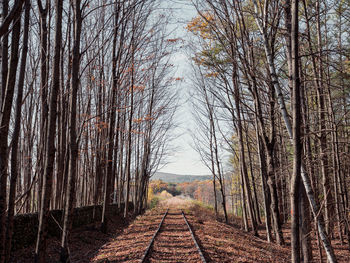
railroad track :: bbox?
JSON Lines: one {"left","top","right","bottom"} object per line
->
{"left": 140, "top": 209, "right": 207, "bottom": 263}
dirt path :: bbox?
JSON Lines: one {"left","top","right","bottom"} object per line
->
{"left": 145, "top": 209, "right": 202, "bottom": 263}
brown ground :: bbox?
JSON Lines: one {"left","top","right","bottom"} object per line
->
{"left": 10, "top": 213, "right": 133, "bottom": 262}
{"left": 10, "top": 197, "right": 350, "bottom": 262}
{"left": 186, "top": 208, "right": 289, "bottom": 262}
{"left": 92, "top": 208, "right": 165, "bottom": 263}
{"left": 92, "top": 197, "right": 291, "bottom": 262}
{"left": 187, "top": 201, "right": 350, "bottom": 263}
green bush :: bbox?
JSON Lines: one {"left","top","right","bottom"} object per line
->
{"left": 149, "top": 196, "right": 160, "bottom": 209}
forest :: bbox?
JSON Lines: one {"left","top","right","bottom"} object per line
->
{"left": 0, "top": 0, "right": 349, "bottom": 262}
{"left": 186, "top": 0, "right": 350, "bottom": 262}
{"left": 0, "top": 0, "right": 178, "bottom": 262}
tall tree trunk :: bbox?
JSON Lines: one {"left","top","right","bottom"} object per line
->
{"left": 37, "top": 0, "right": 49, "bottom": 214}
{"left": 101, "top": 1, "right": 121, "bottom": 231}
{"left": 266, "top": 149, "right": 284, "bottom": 245}
{"left": 315, "top": 0, "right": 333, "bottom": 237}
{"left": 211, "top": 115, "right": 228, "bottom": 223}
{"left": 256, "top": 127, "right": 272, "bottom": 242}
{"left": 0, "top": 0, "right": 8, "bottom": 106}
{"left": 232, "top": 72, "right": 258, "bottom": 236}
{"left": 60, "top": 0, "right": 81, "bottom": 261}
{"left": 209, "top": 123, "right": 218, "bottom": 218}
{"left": 0, "top": 0, "right": 8, "bottom": 260}
{"left": 5, "top": 1, "right": 30, "bottom": 260}
{"left": 35, "top": 0, "right": 61, "bottom": 261}
{"left": 124, "top": 86, "right": 134, "bottom": 218}
{"left": 246, "top": 134, "right": 261, "bottom": 225}
{"left": 290, "top": 0, "right": 302, "bottom": 261}
{"left": 0, "top": 3, "right": 22, "bottom": 261}
{"left": 300, "top": 185, "right": 312, "bottom": 262}
{"left": 124, "top": 25, "right": 135, "bottom": 218}
{"left": 251, "top": 1, "right": 337, "bottom": 260}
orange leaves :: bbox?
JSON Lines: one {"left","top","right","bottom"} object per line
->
{"left": 205, "top": 72, "right": 219, "bottom": 78}
{"left": 130, "top": 129, "right": 144, "bottom": 135}
{"left": 95, "top": 121, "right": 108, "bottom": 132}
{"left": 144, "top": 114, "right": 155, "bottom": 121}
{"left": 132, "top": 114, "right": 156, "bottom": 124}
{"left": 186, "top": 12, "right": 215, "bottom": 39}
{"left": 132, "top": 118, "right": 143, "bottom": 124}
{"left": 125, "top": 66, "right": 134, "bottom": 74}
{"left": 89, "top": 117, "right": 109, "bottom": 133}
{"left": 125, "top": 83, "right": 147, "bottom": 93}
{"left": 131, "top": 85, "right": 145, "bottom": 92}
{"left": 166, "top": 38, "right": 181, "bottom": 43}
{"left": 116, "top": 105, "right": 130, "bottom": 113}
{"left": 192, "top": 55, "right": 206, "bottom": 66}
{"left": 168, "top": 76, "right": 184, "bottom": 82}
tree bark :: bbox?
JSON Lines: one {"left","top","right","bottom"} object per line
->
{"left": 35, "top": 0, "right": 61, "bottom": 261}
{"left": 290, "top": 0, "right": 302, "bottom": 261}
{"left": 0, "top": 3, "right": 22, "bottom": 261}
{"left": 60, "top": 0, "right": 81, "bottom": 261}
{"left": 251, "top": 0, "right": 337, "bottom": 260}
{"left": 5, "top": 1, "right": 30, "bottom": 261}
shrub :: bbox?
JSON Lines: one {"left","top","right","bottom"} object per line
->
{"left": 149, "top": 196, "right": 160, "bottom": 209}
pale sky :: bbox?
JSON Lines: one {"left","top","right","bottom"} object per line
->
{"left": 158, "top": 1, "right": 211, "bottom": 176}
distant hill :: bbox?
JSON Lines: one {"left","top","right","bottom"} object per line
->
{"left": 151, "top": 172, "right": 211, "bottom": 183}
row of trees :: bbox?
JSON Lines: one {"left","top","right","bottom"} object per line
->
{"left": 188, "top": 0, "right": 349, "bottom": 262}
{"left": 0, "top": 0, "right": 177, "bottom": 262}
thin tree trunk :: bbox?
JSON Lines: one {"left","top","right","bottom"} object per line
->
{"left": 256, "top": 130, "right": 272, "bottom": 242}
{"left": 315, "top": 0, "right": 333, "bottom": 236}
{"left": 290, "top": 0, "right": 302, "bottom": 261}
{"left": 124, "top": 22, "right": 135, "bottom": 218}
{"left": 240, "top": 165, "right": 248, "bottom": 232}
{"left": 0, "top": 3, "right": 22, "bottom": 261}
{"left": 246, "top": 135, "right": 261, "bottom": 224}
{"left": 0, "top": 0, "right": 8, "bottom": 106}
{"left": 60, "top": 0, "right": 81, "bottom": 261}
{"left": 37, "top": 0, "right": 49, "bottom": 215}
{"left": 5, "top": 1, "right": 30, "bottom": 260}
{"left": 232, "top": 74, "right": 258, "bottom": 236}
{"left": 101, "top": 1, "right": 120, "bottom": 231}
{"left": 35, "top": 0, "right": 61, "bottom": 261}
{"left": 251, "top": 0, "right": 337, "bottom": 260}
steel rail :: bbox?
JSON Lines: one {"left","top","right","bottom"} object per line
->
{"left": 182, "top": 210, "right": 207, "bottom": 263}
{"left": 140, "top": 209, "right": 206, "bottom": 263}
{"left": 139, "top": 209, "right": 168, "bottom": 263}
